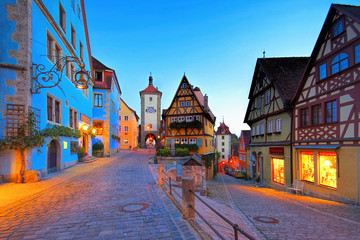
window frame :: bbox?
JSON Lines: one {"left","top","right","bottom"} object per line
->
{"left": 47, "top": 94, "right": 62, "bottom": 125}
{"left": 59, "top": 3, "right": 66, "bottom": 33}
{"left": 71, "top": 24, "right": 76, "bottom": 49}
{"left": 300, "top": 108, "right": 309, "bottom": 127}
{"left": 265, "top": 89, "right": 271, "bottom": 105}
{"left": 331, "top": 52, "right": 349, "bottom": 74}
{"left": 94, "top": 71, "right": 103, "bottom": 82}
{"left": 93, "top": 93, "right": 103, "bottom": 107}
{"left": 312, "top": 104, "right": 322, "bottom": 125}
{"left": 69, "top": 107, "right": 78, "bottom": 129}
{"left": 275, "top": 118, "right": 282, "bottom": 132}
{"left": 325, "top": 100, "right": 337, "bottom": 123}
{"left": 355, "top": 44, "right": 360, "bottom": 64}
{"left": 332, "top": 18, "right": 344, "bottom": 38}
{"left": 319, "top": 63, "right": 327, "bottom": 80}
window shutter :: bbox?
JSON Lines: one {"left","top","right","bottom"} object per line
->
{"left": 197, "top": 138, "right": 202, "bottom": 147}
{"left": 167, "top": 139, "right": 171, "bottom": 146}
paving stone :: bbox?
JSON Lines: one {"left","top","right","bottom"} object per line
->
{"left": 0, "top": 151, "right": 201, "bottom": 239}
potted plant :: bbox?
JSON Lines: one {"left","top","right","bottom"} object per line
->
{"left": 92, "top": 141, "right": 104, "bottom": 157}
{"left": 78, "top": 147, "right": 85, "bottom": 162}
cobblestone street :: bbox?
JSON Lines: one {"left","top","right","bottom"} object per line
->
{"left": 207, "top": 173, "right": 360, "bottom": 240}
{"left": 0, "top": 151, "right": 200, "bottom": 240}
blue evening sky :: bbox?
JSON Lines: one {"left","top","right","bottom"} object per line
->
{"left": 85, "top": 0, "right": 359, "bottom": 136}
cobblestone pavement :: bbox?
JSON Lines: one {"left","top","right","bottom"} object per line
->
{"left": 207, "top": 173, "right": 360, "bottom": 240}
{"left": 0, "top": 151, "right": 201, "bottom": 240}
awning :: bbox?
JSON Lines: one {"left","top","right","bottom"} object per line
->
{"left": 293, "top": 145, "right": 341, "bottom": 149}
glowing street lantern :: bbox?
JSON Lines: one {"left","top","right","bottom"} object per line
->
{"left": 82, "top": 125, "right": 88, "bottom": 131}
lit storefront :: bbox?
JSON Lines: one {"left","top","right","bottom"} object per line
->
{"left": 297, "top": 147, "right": 338, "bottom": 189}
{"left": 272, "top": 158, "right": 285, "bottom": 184}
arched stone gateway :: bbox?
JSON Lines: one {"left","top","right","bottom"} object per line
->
{"left": 47, "top": 139, "right": 61, "bottom": 174}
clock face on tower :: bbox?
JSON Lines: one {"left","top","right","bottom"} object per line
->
{"left": 147, "top": 107, "right": 155, "bottom": 113}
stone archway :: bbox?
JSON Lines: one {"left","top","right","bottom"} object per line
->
{"left": 47, "top": 139, "right": 61, "bottom": 174}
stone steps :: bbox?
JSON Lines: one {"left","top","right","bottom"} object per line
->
{"left": 83, "top": 156, "right": 97, "bottom": 163}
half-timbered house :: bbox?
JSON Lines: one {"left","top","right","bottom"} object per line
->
{"left": 244, "top": 57, "right": 309, "bottom": 189}
{"left": 162, "top": 75, "right": 216, "bottom": 155}
{"left": 292, "top": 4, "right": 360, "bottom": 204}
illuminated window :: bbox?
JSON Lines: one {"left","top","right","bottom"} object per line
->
{"left": 124, "top": 138, "right": 129, "bottom": 145}
{"left": 272, "top": 158, "right": 284, "bottom": 185}
{"left": 300, "top": 151, "right": 314, "bottom": 182}
{"left": 93, "top": 121, "right": 103, "bottom": 135}
{"left": 319, "top": 152, "right": 337, "bottom": 188}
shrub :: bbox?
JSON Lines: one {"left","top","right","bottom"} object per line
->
{"left": 202, "top": 153, "right": 215, "bottom": 168}
{"left": 78, "top": 147, "right": 85, "bottom": 158}
{"left": 176, "top": 148, "right": 189, "bottom": 157}
{"left": 175, "top": 144, "right": 198, "bottom": 151}
{"left": 92, "top": 141, "right": 104, "bottom": 151}
{"left": 157, "top": 148, "right": 171, "bottom": 156}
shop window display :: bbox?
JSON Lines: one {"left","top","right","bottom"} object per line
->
{"left": 300, "top": 151, "right": 314, "bottom": 182}
{"left": 319, "top": 152, "right": 337, "bottom": 188}
{"left": 272, "top": 158, "right": 284, "bottom": 184}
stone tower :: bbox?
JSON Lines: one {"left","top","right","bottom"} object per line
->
{"left": 139, "top": 75, "right": 162, "bottom": 148}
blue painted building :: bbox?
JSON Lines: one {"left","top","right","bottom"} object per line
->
{"left": 0, "top": 0, "right": 93, "bottom": 182}
{"left": 92, "top": 57, "right": 121, "bottom": 157}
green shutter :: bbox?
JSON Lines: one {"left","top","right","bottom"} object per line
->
{"left": 197, "top": 138, "right": 202, "bottom": 147}
{"left": 167, "top": 139, "right": 171, "bottom": 146}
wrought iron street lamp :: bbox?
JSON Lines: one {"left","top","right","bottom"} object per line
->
{"left": 31, "top": 56, "right": 92, "bottom": 93}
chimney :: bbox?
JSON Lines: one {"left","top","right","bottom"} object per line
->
{"left": 204, "top": 94, "right": 208, "bottom": 110}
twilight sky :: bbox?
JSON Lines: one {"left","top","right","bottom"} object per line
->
{"left": 85, "top": 0, "right": 359, "bottom": 137}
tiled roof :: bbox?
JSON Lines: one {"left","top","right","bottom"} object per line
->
{"left": 333, "top": 4, "right": 360, "bottom": 22}
{"left": 258, "top": 57, "right": 309, "bottom": 101}
{"left": 241, "top": 130, "right": 251, "bottom": 149}
{"left": 92, "top": 56, "right": 112, "bottom": 70}
{"left": 140, "top": 84, "right": 162, "bottom": 94}
{"left": 215, "top": 122, "right": 232, "bottom": 135}
{"left": 193, "top": 87, "right": 215, "bottom": 121}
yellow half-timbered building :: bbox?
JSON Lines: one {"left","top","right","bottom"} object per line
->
{"left": 162, "top": 75, "right": 216, "bottom": 155}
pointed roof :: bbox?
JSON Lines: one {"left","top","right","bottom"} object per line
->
{"left": 244, "top": 57, "right": 309, "bottom": 124}
{"left": 215, "top": 122, "right": 231, "bottom": 135}
{"left": 140, "top": 75, "right": 162, "bottom": 95}
{"left": 120, "top": 98, "right": 139, "bottom": 121}
{"left": 292, "top": 4, "right": 360, "bottom": 103}
{"left": 163, "top": 75, "right": 215, "bottom": 123}
{"left": 240, "top": 130, "right": 251, "bottom": 150}
{"left": 92, "top": 56, "right": 112, "bottom": 70}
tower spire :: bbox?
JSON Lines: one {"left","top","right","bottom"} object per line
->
{"left": 149, "top": 72, "right": 153, "bottom": 85}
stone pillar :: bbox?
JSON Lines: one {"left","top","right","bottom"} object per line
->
{"left": 158, "top": 164, "right": 165, "bottom": 186}
{"left": 182, "top": 177, "right": 195, "bottom": 219}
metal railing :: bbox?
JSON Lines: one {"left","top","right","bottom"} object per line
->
{"left": 160, "top": 169, "right": 256, "bottom": 240}
{"left": 189, "top": 189, "right": 256, "bottom": 240}
{"left": 162, "top": 170, "right": 182, "bottom": 199}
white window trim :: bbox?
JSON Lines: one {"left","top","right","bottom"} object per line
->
{"left": 276, "top": 118, "right": 282, "bottom": 132}
{"left": 124, "top": 115, "right": 129, "bottom": 121}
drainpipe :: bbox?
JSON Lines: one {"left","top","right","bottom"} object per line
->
{"left": 289, "top": 107, "right": 294, "bottom": 185}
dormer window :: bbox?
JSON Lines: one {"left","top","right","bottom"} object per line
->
{"left": 332, "top": 18, "right": 344, "bottom": 38}
{"left": 331, "top": 52, "right": 348, "bottom": 74}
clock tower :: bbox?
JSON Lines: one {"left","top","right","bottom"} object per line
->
{"left": 139, "top": 74, "right": 162, "bottom": 148}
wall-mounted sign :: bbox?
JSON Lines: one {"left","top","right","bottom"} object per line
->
{"left": 81, "top": 113, "right": 91, "bottom": 125}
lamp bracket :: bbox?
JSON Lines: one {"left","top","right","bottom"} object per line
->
{"left": 31, "top": 56, "right": 91, "bottom": 94}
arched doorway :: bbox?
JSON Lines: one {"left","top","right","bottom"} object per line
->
{"left": 145, "top": 133, "right": 156, "bottom": 148}
{"left": 47, "top": 140, "right": 60, "bottom": 174}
